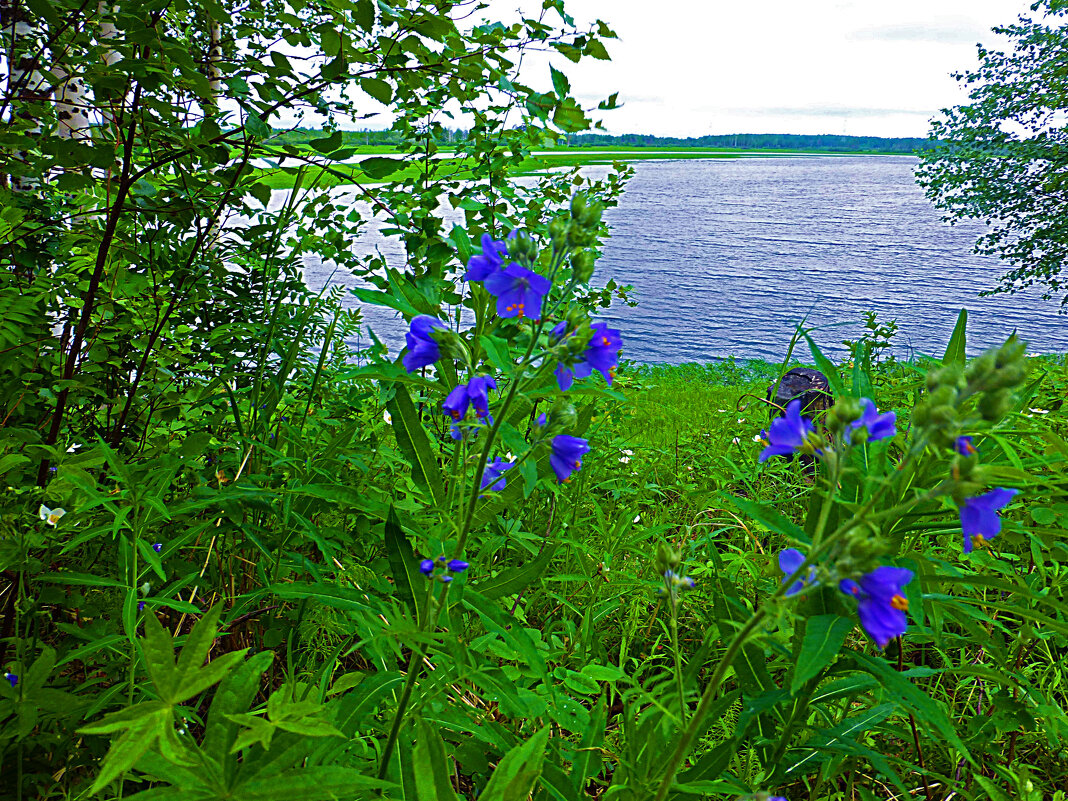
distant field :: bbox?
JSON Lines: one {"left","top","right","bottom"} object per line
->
{"left": 252, "top": 144, "right": 910, "bottom": 190}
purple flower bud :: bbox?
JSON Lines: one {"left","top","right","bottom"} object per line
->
{"left": 419, "top": 559, "right": 435, "bottom": 576}
{"left": 152, "top": 542, "right": 162, "bottom": 553}
{"left": 440, "top": 575, "right": 453, "bottom": 583}
{"left": 138, "top": 601, "right": 146, "bottom": 612}
{"left": 3, "top": 672, "right": 17, "bottom": 688}
{"left": 447, "top": 559, "right": 468, "bottom": 573}
{"left": 955, "top": 435, "right": 977, "bottom": 456}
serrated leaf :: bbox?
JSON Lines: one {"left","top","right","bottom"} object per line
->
{"left": 89, "top": 712, "right": 166, "bottom": 793}
{"left": 141, "top": 611, "right": 178, "bottom": 701}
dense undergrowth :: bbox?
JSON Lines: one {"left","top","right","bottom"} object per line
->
{"left": 3, "top": 1, "right": 1068, "bottom": 799}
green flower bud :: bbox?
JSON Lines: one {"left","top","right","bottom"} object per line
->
{"left": 549, "top": 217, "right": 569, "bottom": 248}
{"left": 508, "top": 230, "right": 538, "bottom": 264}
{"left": 978, "top": 388, "right": 1011, "bottom": 421}
{"left": 930, "top": 404, "right": 956, "bottom": 426}
{"left": 549, "top": 400, "right": 578, "bottom": 430}
{"left": 570, "top": 192, "right": 588, "bottom": 220}
{"left": 654, "top": 542, "right": 682, "bottom": 575}
{"left": 571, "top": 250, "right": 595, "bottom": 283}
{"left": 430, "top": 327, "right": 469, "bottom": 362}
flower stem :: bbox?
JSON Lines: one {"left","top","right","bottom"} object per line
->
{"left": 651, "top": 607, "right": 768, "bottom": 801}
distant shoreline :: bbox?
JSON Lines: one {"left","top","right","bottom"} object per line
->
{"left": 253, "top": 145, "right": 915, "bottom": 190}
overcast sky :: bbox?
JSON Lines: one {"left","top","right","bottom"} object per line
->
{"left": 517, "top": 0, "right": 1036, "bottom": 138}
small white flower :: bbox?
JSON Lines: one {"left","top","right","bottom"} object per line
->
{"left": 752, "top": 433, "right": 764, "bottom": 442}
{"left": 737, "top": 418, "right": 746, "bottom": 424}
{"left": 383, "top": 410, "right": 392, "bottom": 425}
{"left": 619, "top": 455, "right": 631, "bottom": 464}
{"left": 731, "top": 437, "right": 741, "bottom": 445}
{"left": 38, "top": 505, "right": 66, "bottom": 527}
{"left": 633, "top": 514, "right": 641, "bottom": 523}
{"left": 66, "top": 443, "right": 82, "bottom": 453}
{"left": 1029, "top": 407, "right": 1049, "bottom": 415}
{"left": 621, "top": 449, "right": 634, "bottom": 456}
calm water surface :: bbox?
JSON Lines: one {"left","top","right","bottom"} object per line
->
{"left": 301, "top": 156, "right": 1068, "bottom": 363}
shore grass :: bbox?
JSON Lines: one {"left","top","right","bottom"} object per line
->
{"left": 253, "top": 144, "right": 910, "bottom": 190}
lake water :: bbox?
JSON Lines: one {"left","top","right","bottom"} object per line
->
{"left": 299, "top": 156, "right": 1068, "bottom": 363}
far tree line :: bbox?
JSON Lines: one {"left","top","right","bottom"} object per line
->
{"left": 274, "top": 127, "right": 936, "bottom": 153}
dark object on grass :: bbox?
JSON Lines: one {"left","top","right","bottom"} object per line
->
{"left": 766, "top": 368, "right": 832, "bottom": 471}
{"left": 767, "top": 367, "right": 832, "bottom": 421}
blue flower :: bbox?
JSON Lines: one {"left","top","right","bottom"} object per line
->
{"left": 778, "top": 548, "right": 817, "bottom": 596}
{"left": 444, "top": 376, "right": 497, "bottom": 422}
{"left": 960, "top": 487, "right": 1019, "bottom": 553}
{"left": 848, "top": 399, "right": 896, "bottom": 442}
{"left": 152, "top": 542, "right": 162, "bottom": 553}
{"left": 403, "top": 316, "right": 446, "bottom": 373}
{"left": 447, "top": 559, "right": 469, "bottom": 573}
{"left": 484, "top": 263, "right": 551, "bottom": 320}
{"left": 839, "top": 566, "right": 913, "bottom": 649}
{"left": 550, "top": 435, "right": 590, "bottom": 483}
{"left": 480, "top": 457, "right": 514, "bottom": 491}
{"left": 955, "top": 435, "right": 977, "bottom": 456}
{"left": 3, "top": 672, "right": 17, "bottom": 688}
{"left": 555, "top": 322, "right": 623, "bottom": 390}
{"left": 138, "top": 601, "right": 146, "bottom": 612}
{"left": 464, "top": 233, "right": 509, "bottom": 281}
{"left": 419, "top": 558, "right": 435, "bottom": 576}
{"left": 759, "top": 400, "right": 817, "bottom": 462}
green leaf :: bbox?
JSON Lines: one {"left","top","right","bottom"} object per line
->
{"left": 140, "top": 610, "right": 178, "bottom": 701}
{"left": 549, "top": 65, "right": 570, "bottom": 98}
{"left": 803, "top": 331, "right": 845, "bottom": 397}
{"left": 90, "top": 712, "right": 167, "bottom": 794}
{"left": 310, "top": 130, "right": 343, "bottom": 153}
{"left": 791, "top": 614, "right": 852, "bottom": 693}
{"left": 236, "top": 766, "right": 397, "bottom": 799}
{"left": 361, "top": 77, "right": 392, "bottom": 104}
{"left": 414, "top": 719, "right": 461, "bottom": 801}
{"left": 942, "top": 308, "right": 968, "bottom": 366}
{"left": 202, "top": 651, "right": 273, "bottom": 759}
{"left": 386, "top": 384, "right": 446, "bottom": 505}
{"left": 359, "top": 157, "right": 405, "bottom": 179}
{"left": 473, "top": 543, "right": 557, "bottom": 600}
{"left": 173, "top": 604, "right": 224, "bottom": 702}
{"left": 384, "top": 505, "right": 424, "bottom": 621}
{"left": 478, "top": 728, "right": 550, "bottom": 801}
{"left": 851, "top": 653, "right": 971, "bottom": 759}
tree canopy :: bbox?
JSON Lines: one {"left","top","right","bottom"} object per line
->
{"left": 917, "top": 0, "right": 1068, "bottom": 304}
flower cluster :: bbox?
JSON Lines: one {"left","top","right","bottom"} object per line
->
{"left": 419, "top": 555, "right": 469, "bottom": 583}
{"left": 761, "top": 396, "right": 896, "bottom": 462}
{"left": 660, "top": 569, "right": 696, "bottom": 600}
{"left": 778, "top": 549, "right": 913, "bottom": 650}
{"left": 552, "top": 321, "right": 623, "bottom": 391}
{"left": 395, "top": 223, "right": 611, "bottom": 496}
{"left": 464, "top": 232, "right": 550, "bottom": 320}
{"left": 446, "top": 375, "right": 497, "bottom": 440}
{"left": 947, "top": 435, "right": 1019, "bottom": 554}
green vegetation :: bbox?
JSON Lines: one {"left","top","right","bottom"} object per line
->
{"left": 2, "top": 0, "right": 1067, "bottom": 800}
